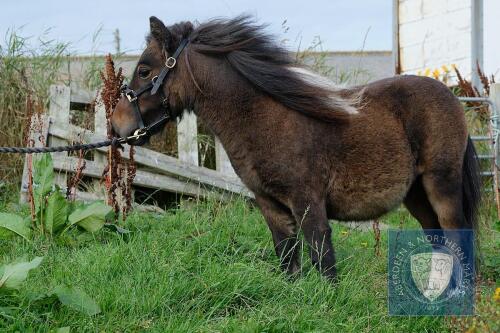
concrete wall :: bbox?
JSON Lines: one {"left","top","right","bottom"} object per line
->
{"left": 321, "top": 51, "right": 394, "bottom": 85}
{"left": 397, "top": 0, "right": 472, "bottom": 75}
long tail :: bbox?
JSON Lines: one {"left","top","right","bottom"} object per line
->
{"left": 462, "top": 136, "right": 481, "bottom": 228}
{"left": 462, "top": 136, "right": 481, "bottom": 258}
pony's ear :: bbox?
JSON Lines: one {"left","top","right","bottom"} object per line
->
{"left": 149, "top": 16, "right": 172, "bottom": 46}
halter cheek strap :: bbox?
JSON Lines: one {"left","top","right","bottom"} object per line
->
{"left": 119, "top": 38, "right": 190, "bottom": 141}
{"left": 151, "top": 39, "right": 189, "bottom": 95}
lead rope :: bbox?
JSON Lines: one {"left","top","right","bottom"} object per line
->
{"left": 0, "top": 113, "right": 170, "bottom": 154}
{"left": 0, "top": 137, "right": 126, "bottom": 154}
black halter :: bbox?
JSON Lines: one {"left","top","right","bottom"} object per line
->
{"left": 120, "top": 39, "right": 189, "bottom": 142}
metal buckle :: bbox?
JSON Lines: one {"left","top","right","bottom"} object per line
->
{"left": 125, "top": 91, "right": 137, "bottom": 102}
{"left": 127, "top": 128, "right": 148, "bottom": 142}
{"left": 133, "top": 128, "right": 148, "bottom": 137}
{"left": 165, "top": 57, "right": 176, "bottom": 68}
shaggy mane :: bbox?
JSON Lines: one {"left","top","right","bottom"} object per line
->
{"left": 152, "top": 16, "right": 359, "bottom": 121}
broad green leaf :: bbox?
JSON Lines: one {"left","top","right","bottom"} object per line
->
{"left": 45, "top": 190, "right": 68, "bottom": 235}
{"left": 68, "top": 200, "right": 85, "bottom": 214}
{"left": 0, "top": 213, "right": 31, "bottom": 240}
{"left": 33, "top": 154, "right": 54, "bottom": 216}
{"left": 67, "top": 201, "right": 111, "bottom": 233}
{"left": 33, "top": 154, "right": 54, "bottom": 197}
{"left": 0, "top": 257, "right": 43, "bottom": 290}
{"left": 103, "top": 223, "right": 131, "bottom": 235}
{"left": 53, "top": 285, "right": 101, "bottom": 316}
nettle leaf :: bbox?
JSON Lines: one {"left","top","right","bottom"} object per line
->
{"left": 53, "top": 285, "right": 101, "bottom": 316}
{"left": 67, "top": 201, "right": 111, "bottom": 233}
{"left": 0, "top": 257, "right": 43, "bottom": 290}
{"left": 45, "top": 190, "right": 68, "bottom": 235}
{"left": 0, "top": 213, "right": 31, "bottom": 240}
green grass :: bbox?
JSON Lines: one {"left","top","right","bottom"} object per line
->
{"left": 1, "top": 198, "right": 498, "bottom": 332}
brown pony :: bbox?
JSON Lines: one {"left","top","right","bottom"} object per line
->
{"left": 111, "top": 16, "right": 480, "bottom": 281}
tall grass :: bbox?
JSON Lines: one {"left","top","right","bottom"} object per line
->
{"left": 0, "top": 29, "right": 68, "bottom": 196}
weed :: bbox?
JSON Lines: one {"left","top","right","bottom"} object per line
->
{"left": 100, "top": 54, "right": 135, "bottom": 221}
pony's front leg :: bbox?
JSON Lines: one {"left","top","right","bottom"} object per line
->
{"left": 254, "top": 194, "right": 301, "bottom": 276}
{"left": 292, "top": 199, "right": 337, "bottom": 281}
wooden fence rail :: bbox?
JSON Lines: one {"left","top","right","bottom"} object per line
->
{"left": 20, "top": 85, "right": 252, "bottom": 203}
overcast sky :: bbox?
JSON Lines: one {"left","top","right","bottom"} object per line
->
{"left": 0, "top": 0, "right": 498, "bottom": 75}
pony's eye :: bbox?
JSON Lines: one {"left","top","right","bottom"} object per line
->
{"left": 138, "top": 67, "right": 151, "bottom": 79}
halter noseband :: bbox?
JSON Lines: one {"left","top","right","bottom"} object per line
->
{"left": 120, "top": 38, "right": 190, "bottom": 142}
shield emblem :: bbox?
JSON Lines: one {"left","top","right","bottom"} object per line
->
{"left": 411, "top": 252, "right": 453, "bottom": 301}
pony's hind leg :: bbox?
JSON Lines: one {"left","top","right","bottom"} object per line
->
{"left": 405, "top": 175, "right": 463, "bottom": 290}
{"left": 421, "top": 170, "right": 470, "bottom": 290}
{"left": 421, "top": 170, "right": 465, "bottom": 230}
{"left": 255, "top": 194, "right": 301, "bottom": 276}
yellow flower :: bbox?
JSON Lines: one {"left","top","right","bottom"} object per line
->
{"left": 424, "top": 68, "right": 431, "bottom": 77}
{"left": 494, "top": 287, "right": 500, "bottom": 302}
{"left": 441, "top": 65, "right": 450, "bottom": 73}
{"left": 432, "top": 69, "right": 440, "bottom": 79}
{"left": 341, "top": 230, "right": 348, "bottom": 236}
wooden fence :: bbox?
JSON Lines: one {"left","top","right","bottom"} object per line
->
{"left": 20, "top": 85, "right": 252, "bottom": 204}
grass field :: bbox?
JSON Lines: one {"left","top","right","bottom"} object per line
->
{"left": 1, "top": 197, "right": 498, "bottom": 333}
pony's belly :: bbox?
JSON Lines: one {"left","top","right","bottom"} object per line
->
{"left": 327, "top": 180, "right": 410, "bottom": 221}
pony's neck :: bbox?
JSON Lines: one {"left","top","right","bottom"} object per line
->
{"left": 184, "top": 52, "right": 258, "bottom": 152}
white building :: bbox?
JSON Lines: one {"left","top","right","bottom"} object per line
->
{"left": 393, "top": 0, "right": 497, "bottom": 89}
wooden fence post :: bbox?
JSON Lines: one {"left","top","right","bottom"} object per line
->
{"left": 48, "top": 85, "right": 71, "bottom": 189}
{"left": 92, "top": 97, "right": 108, "bottom": 199}
{"left": 215, "top": 137, "right": 237, "bottom": 178}
{"left": 19, "top": 115, "right": 50, "bottom": 203}
{"left": 490, "top": 83, "right": 500, "bottom": 219}
{"left": 177, "top": 110, "right": 199, "bottom": 165}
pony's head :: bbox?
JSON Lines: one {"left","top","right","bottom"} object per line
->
{"left": 111, "top": 16, "right": 193, "bottom": 145}
{"left": 112, "top": 15, "right": 359, "bottom": 145}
